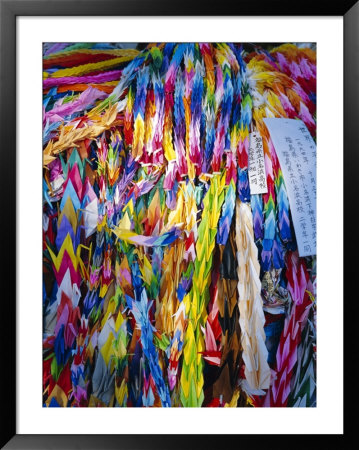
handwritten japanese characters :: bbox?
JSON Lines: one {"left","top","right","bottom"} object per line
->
{"left": 263, "top": 118, "right": 316, "bottom": 257}
{"left": 248, "top": 132, "right": 268, "bottom": 195}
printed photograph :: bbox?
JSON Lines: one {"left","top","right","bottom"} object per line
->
{"left": 42, "top": 42, "right": 317, "bottom": 407}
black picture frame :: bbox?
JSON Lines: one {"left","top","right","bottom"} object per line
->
{"left": 1, "top": 1, "right": 356, "bottom": 448}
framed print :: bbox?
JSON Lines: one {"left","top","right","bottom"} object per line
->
{"left": 0, "top": 0, "right": 357, "bottom": 448}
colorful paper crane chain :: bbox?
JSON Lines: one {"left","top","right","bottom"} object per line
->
{"left": 43, "top": 42, "right": 316, "bottom": 408}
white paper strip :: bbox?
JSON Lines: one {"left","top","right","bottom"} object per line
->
{"left": 263, "top": 118, "right": 316, "bottom": 257}
{"left": 248, "top": 132, "right": 268, "bottom": 195}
